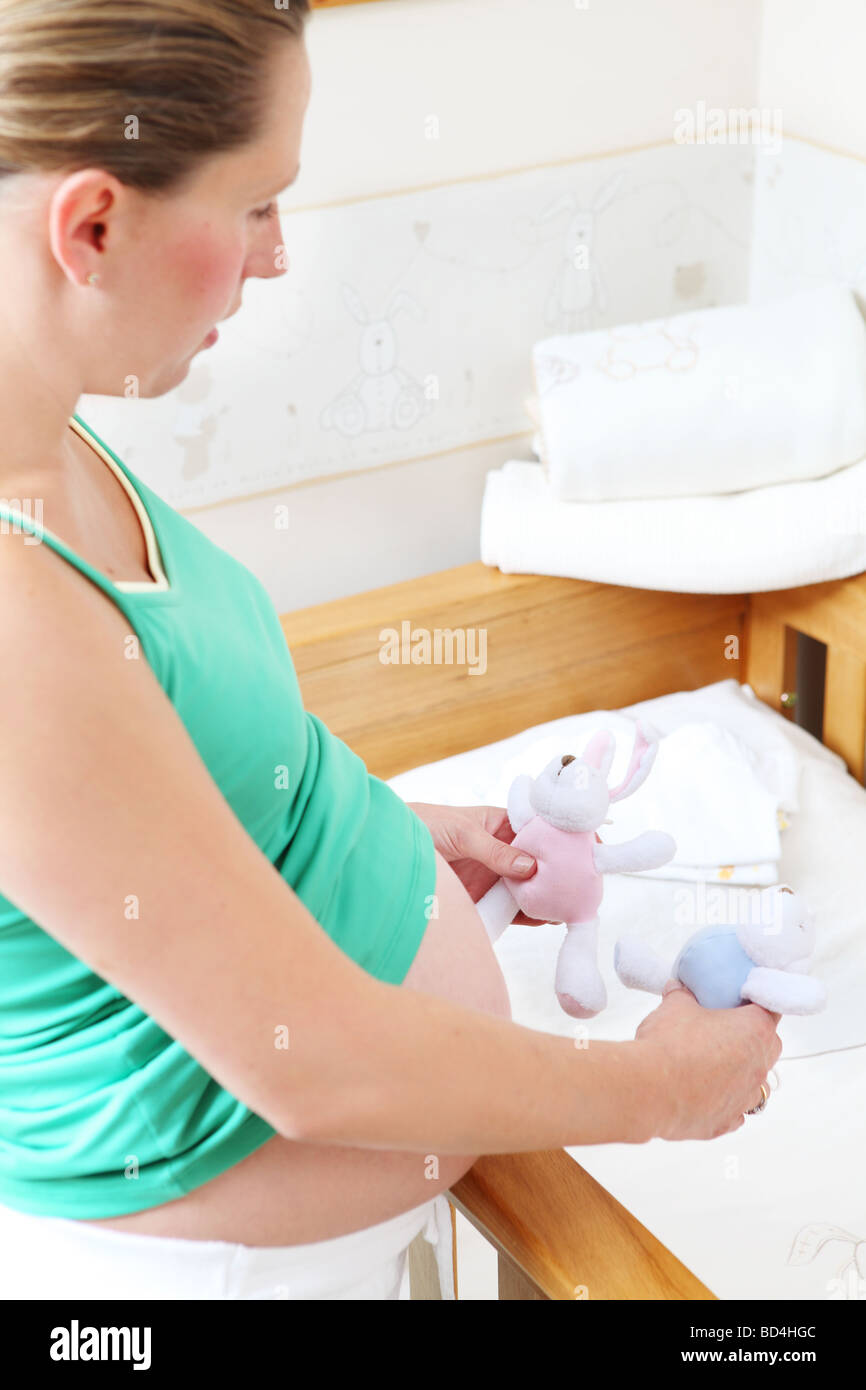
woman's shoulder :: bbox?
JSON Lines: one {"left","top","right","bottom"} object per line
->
{"left": 0, "top": 516, "right": 149, "bottom": 694}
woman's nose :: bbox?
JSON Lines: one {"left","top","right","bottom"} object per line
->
{"left": 247, "top": 219, "right": 289, "bottom": 281}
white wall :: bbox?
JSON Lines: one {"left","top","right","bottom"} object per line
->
{"left": 751, "top": 0, "right": 866, "bottom": 303}
{"left": 299, "top": 0, "right": 763, "bottom": 198}
{"left": 81, "top": 0, "right": 762, "bottom": 611}
{"left": 758, "top": 0, "right": 866, "bottom": 159}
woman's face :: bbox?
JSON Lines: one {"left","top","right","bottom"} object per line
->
{"left": 43, "top": 35, "right": 312, "bottom": 399}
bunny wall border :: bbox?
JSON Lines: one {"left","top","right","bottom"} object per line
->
{"left": 77, "top": 142, "right": 752, "bottom": 511}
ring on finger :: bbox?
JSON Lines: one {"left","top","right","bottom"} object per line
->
{"left": 745, "top": 1081, "right": 770, "bottom": 1116}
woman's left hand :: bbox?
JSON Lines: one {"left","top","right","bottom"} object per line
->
{"left": 407, "top": 802, "right": 548, "bottom": 926}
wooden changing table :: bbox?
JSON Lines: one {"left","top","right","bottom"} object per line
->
{"left": 279, "top": 561, "right": 866, "bottom": 1300}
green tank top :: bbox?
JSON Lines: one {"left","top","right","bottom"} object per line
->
{"left": 0, "top": 413, "right": 437, "bottom": 1219}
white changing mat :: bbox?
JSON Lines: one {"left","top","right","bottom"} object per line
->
{"left": 480, "top": 455, "right": 866, "bottom": 594}
{"left": 388, "top": 679, "right": 866, "bottom": 1300}
{"left": 568, "top": 1046, "right": 866, "bottom": 1302}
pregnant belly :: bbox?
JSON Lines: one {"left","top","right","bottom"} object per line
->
{"left": 77, "top": 849, "right": 510, "bottom": 1246}
{"left": 74, "top": 1130, "right": 473, "bottom": 1246}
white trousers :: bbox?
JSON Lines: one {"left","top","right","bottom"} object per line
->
{"left": 0, "top": 1193, "right": 456, "bottom": 1301}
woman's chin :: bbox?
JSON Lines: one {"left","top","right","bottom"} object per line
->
{"left": 84, "top": 346, "right": 210, "bottom": 399}
{"left": 145, "top": 353, "right": 203, "bottom": 393}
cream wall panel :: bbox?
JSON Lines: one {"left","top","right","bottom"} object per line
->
{"left": 301, "top": 0, "right": 762, "bottom": 202}
{"left": 759, "top": 0, "right": 866, "bottom": 160}
{"left": 750, "top": 141, "right": 866, "bottom": 304}
{"left": 751, "top": 4, "right": 866, "bottom": 300}
{"left": 184, "top": 434, "right": 527, "bottom": 612}
{"left": 81, "top": 141, "right": 752, "bottom": 511}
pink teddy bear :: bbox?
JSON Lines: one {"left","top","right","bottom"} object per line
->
{"left": 476, "top": 719, "right": 676, "bottom": 1018}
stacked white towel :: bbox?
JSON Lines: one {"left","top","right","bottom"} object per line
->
{"left": 531, "top": 283, "right": 866, "bottom": 503}
{"left": 487, "top": 284, "right": 866, "bottom": 592}
{"left": 480, "top": 454, "right": 866, "bottom": 593}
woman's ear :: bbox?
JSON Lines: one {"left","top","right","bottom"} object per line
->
{"left": 47, "top": 168, "right": 119, "bottom": 288}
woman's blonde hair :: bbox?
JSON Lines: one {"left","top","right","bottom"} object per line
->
{"left": 0, "top": 0, "right": 310, "bottom": 193}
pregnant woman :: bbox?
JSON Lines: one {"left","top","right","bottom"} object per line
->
{"left": 0, "top": 0, "right": 782, "bottom": 1301}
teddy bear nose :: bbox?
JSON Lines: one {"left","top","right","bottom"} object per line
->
{"left": 561, "top": 754, "right": 575, "bottom": 766}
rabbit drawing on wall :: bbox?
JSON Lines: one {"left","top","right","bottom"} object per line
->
{"left": 320, "top": 285, "right": 429, "bottom": 437}
{"left": 531, "top": 171, "right": 626, "bottom": 331}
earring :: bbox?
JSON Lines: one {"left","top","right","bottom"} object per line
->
{"left": 86, "top": 272, "right": 100, "bottom": 286}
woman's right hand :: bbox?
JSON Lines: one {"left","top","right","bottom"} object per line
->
{"left": 633, "top": 983, "right": 783, "bottom": 1142}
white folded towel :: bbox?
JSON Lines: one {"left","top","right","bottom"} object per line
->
{"left": 479, "top": 455, "right": 866, "bottom": 594}
{"left": 603, "top": 721, "right": 785, "bottom": 883}
{"left": 532, "top": 284, "right": 866, "bottom": 502}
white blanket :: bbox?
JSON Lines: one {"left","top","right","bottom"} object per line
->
{"left": 604, "top": 719, "right": 789, "bottom": 882}
{"left": 532, "top": 283, "right": 866, "bottom": 502}
{"left": 479, "top": 454, "right": 866, "bottom": 593}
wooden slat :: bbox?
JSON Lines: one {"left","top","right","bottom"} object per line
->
{"left": 281, "top": 562, "right": 747, "bottom": 779}
{"left": 451, "top": 1152, "right": 716, "bottom": 1301}
{"left": 499, "top": 1250, "right": 548, "bottom": 1300}
{"left": 407, "top": 1201, "right": 459, "bottom": 1299}
{"left": 451, "top": 1200, "right": 459, "bottom": 1298}
{"left": 748, "top": 573, "right": 866, "bottom": 666}
{"left": 742, "top": 604, "right": 798, "bottom": 724}
{"left": 407, "top": 1231, "right": 443, "bottom": 1300}
{"left": 747, "top": 575, "right": 866, "bottom": 781}
{"left": 824, "top": 645, "right": 866, "bottom": 784}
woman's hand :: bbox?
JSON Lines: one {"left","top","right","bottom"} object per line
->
{"left": 632, "top": 984, "right": 783, "bottom": 1142}
{"left": 407, "top": 802, "right": 546, "bottom": 926}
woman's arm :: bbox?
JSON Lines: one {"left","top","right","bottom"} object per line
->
{"left": 0, "top": 539, "right": 779, "bottom": 1154}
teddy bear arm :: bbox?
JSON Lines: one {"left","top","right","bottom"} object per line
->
{"left": 613, "top": 936, "right": 669, "bottom": 995}
{"left": 740, "top": 966, "right": 827, "bottom": 1015}
{"left": 593, "top": 830, "right": 676, "bottom": 875}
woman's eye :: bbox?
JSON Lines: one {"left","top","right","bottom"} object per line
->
{"left": 251, "top": 202, "right": 277, "bottom": 221}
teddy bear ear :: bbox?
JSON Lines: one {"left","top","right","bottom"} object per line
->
{"left": 582, "top": 729, "right": 615, "bottom": 779}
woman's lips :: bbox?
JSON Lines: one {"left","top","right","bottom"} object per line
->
{"left": 203, "top": 327, "right": 219, "bottom": 347}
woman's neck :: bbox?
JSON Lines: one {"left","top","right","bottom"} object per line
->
{"left": 0, "top": 349, "right": 83, "bottom": 496}
{"left": 0, "top": 232, "right": 85, "bottom": 493}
